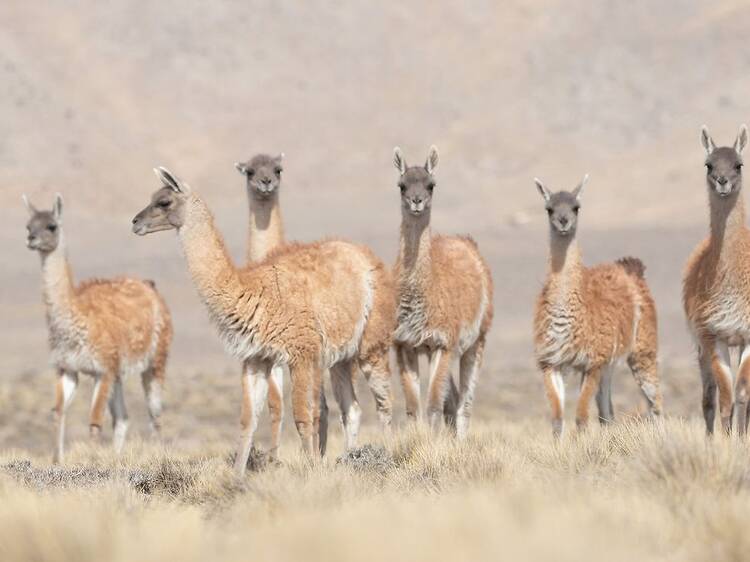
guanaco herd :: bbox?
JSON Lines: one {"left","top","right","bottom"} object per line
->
{"left": 20, "top": 125, "right": 750, "bottom": 475}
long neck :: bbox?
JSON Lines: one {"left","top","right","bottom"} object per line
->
{"left": 246, "top": 192, "right": 284, "bottom": 263}
{"left": 398, "top": 209, "right": 432, "bottom": 283}
{"left": 39, "top": 232, "right": 78, "bottom": 331}
{"left": 179, "top": 196, "right": 254, "bottom": 317}
{"left": 709, "top": 188, "right": 747, "bottom": 263}
{"left": 546, "top": 230, "right": 583, "bottom": 300}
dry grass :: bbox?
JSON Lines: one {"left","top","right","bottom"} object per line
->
{"left": 1, "top": 419, "right": 750, "bottom": 562}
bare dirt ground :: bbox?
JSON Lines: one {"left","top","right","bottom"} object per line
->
{"left": 2, "top": 2, "right": 750, "bottom": 560}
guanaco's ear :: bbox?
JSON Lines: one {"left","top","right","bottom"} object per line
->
{"left": 701, "top": 125, "right": 716, "bottom": 155}
{"left": 534, "top": 178, "right": 551, "bottom": 202}
{"left": 393, "top": 147, "right": 407, "bottom": 175}
{"left": 22, "top": 194, "right": 37, "bottom": 216}
{"left": 572, "top": 174, "right": 589, "bottom": 200}
{"left": 425, "top": 145, "right": 439, "bottom": 174}
{"left": 234, "top": 162, "right": 248, "bottom": 174}
{"left": 53, "top": 193, "right": 63, "bottom": 220}
{"left": 154, "top": 167, "right": 191, "bottom": 194}
{"left": 734, "top": 124, "right": 748, "bottom": 155}
{"left": 274, "top": 153, "right": 284, "bottom": 163}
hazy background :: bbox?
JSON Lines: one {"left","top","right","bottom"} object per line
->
{"left": 3, "top": 1, "right": 750, "bottom": 445}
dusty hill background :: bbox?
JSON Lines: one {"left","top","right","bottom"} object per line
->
{"left": 3, "top": 1, "right": 750, "bottom": 440}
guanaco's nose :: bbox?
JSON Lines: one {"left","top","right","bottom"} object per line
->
{"left": 718, "top": 176, "right": 728, "bottom": 185}
{"left": 261, "top": 177, "right": 272, "bottom": 186}
{"left": 559, "top": 216, "right": 569, "bottom": 227}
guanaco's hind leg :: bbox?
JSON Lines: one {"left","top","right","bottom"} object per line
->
{"left": 542, "top": 366, "right": 565, "bottom": 437}
{"left": 426, "top": 348, "right": 454, "bottom": 431}
{"left": 288, "top": 361, "right": 317, "bottom": 457}
{"left": 141, "top": 367, "right": 164, "bottom": 438}
{"left": 698, "top": 342, "right": 718, "bottom": 435}
{"left": 576, "top": 366, "right": 603, "bottom": 430}
{"left": 455, "top": 336, "right": 486, "bottom": 439}
{"left": 358, "top": 352, "right": 393, "bottom": 430}
{"left": 703, "top": 338, "right": 734, "bottom": 434}
{"left": 397, "top": 345, "right": 421, "bottom": 421}
{"left": 89, "top": 370, "right": 115, "bottom": 440}
{"left": 234, "top": 359, "right": 270, "bottom": 476}
{"left": 330, "top": 361, "right": 362, "bottom": 450}
{"left": 735, "top": 345, "right": 750, "bottom": 436}
{"left": 53, "top": 370, "right": 78, "bottom": 464}
{"left": 108, "top": 378, "right": 129, "bottom": 454}
{"left": 595, "top": 364, "right": 615, "bottom": 424}
{"left": 266, "top": 364, "right": 284, "bottom": 459}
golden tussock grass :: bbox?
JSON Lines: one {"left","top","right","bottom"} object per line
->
{"left": 1, "top": 419, "right": 750, "bottom": 562}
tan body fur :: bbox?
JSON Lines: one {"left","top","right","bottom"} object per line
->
{"left": 683, "top": 125, "right": 750, "bottom": 434}
{"left": 25, "top": 196, "right": 172, "bottom": 463}
{"left": 533, "top": 177, "right": 661, "bottom": 436}
{"left": 392, "top": 147, "right": 493, "bottom": 437}
{"left": 132, "top": 169, "right": 394, "bottom": 475}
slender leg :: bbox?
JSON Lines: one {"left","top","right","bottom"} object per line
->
{"left": 735, "top": 345, "right": 750, "bottom": 436}
{"left": 233, "top": 359, "right": 270, "bottom": 476}
{"left": 698, "top": 341, "right": 718, "bottom": 435}
{"left": 443, "top": 377, "right": 459, "bottom": 433}
{"left": 705, "top": 339, "right": 734, "bottom": 434}
{"left": 89, "top": 371, "right": 115, "bottom": 440}
{"left": 141, "top": 367, "right": 164, "bottom": 437}
{"left": 576, "top": 366, "right": 603, "bottom": 430}
{"left": 266, "top": 363, "right": 285, "bottom": 459}
{"left": 358, "top": 352, "right": 392, "bottom": 430}
{"left": 426, "top": 348, "right": 454, "bottom": 431}
{"left": 108, "top": 378, "right": 129, "bottom": 454}
{"left": 318, "top": 380, "right": 329, "bottom": 457}
{"left": 455, "top": 336, "right": 486, "bottom": 439}
{"left": 53, "top": 370, "right": 78, "bottom": 464}
{"left": 330, "top": 361, "right": 362, "bottom": 450}
{"left": 595, "top": 364, "right": 615, "bottom": 424}
{"left": 542, "top": 366, "right": 565, "bottom": 437}
{"left": 396, "top": 345, "right": 421, "bottom": 421}
{"left": 627, "top": 352, "right": 663, "bottom": 419}
{"left": 289, "top": 361, "right": 317, "bottom": 456}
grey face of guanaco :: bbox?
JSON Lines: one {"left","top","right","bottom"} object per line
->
{"left": 701, "top": 125, "right": 748, "bottom": 199}
{"left": 24, "top": 194, "right": 63, "bottom": 253}
{"left": 235, "top": 153, "right": 284, "bottom": 201}
{"left": 534, "top": 175, "right": 588, "bottom": 237}
{"left": 393, "top": 145, "right": 439, "bottom": 217}
{"left": 132, "top": 167, "right": 190, "bottom": 235}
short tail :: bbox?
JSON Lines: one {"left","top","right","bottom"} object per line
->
{"left": 616, "top": 257, "right": 646, "bottom": 279}
{"left": 144, "top": 279, "right": 156, "bottom": 289}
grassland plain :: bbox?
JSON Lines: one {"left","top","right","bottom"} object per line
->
{"left": 0, "top": 362, "right": 745, "bottom": 562}
{"left": 3, "top": 419, "right": 750, "bottom": 562}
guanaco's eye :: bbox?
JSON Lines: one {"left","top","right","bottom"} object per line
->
{"left": 572, "top": 206, "right": 580, "bottom": 214}
{"left": 274, "top": 167, "right": 282, "bottom": 176}
{"left": 736, "top": 163, "right": 743, "bottom": 172}
{"left": 427, "top": 182, "right": 435, "bottom": 193}
{"left": 246, "top": 169, "right": 255, "bottom": 177}
{"left": 47, "top": 224, "right": 57, "bottom": 232}
{"left": 706, "top": 163, "right": 713, "bottom": 172}
{"left": 546, "top": 208, "right": 553, "bottom": 216}
{"left": 399, "top": 183, "right": 406, "bottom": 194}
{"left": 157, "top": 200, "right": 170, "bottom": 209}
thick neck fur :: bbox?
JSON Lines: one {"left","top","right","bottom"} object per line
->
{"left": 708, "top": 187, "right": 747, "bottom": 266}
{"left": 179, "top": 196, "right": 257, "bottom": 317}
{"left": 39, "top": 232, "right": 79, "bottom": 332}
{"left": 398, "top": 209, "right": 432, "bottom": 285}
{"left": 246, "top": 192, "right": 284, "bottom": 263}
{"left": 546, "top": 230, "right": 584, "bottom": 303}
